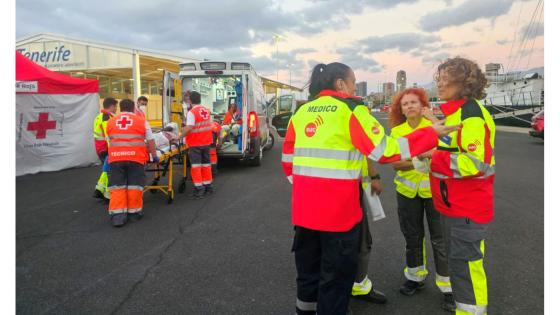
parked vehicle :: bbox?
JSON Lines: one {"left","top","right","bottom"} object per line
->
{"left": 164, "top": 61, "right": 273, "bottom": 166}
{"left": 529, "top": 109, "right": 544, "bottom": 139}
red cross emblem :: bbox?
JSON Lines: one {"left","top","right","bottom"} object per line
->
{"left": 117, "top": 116, "right": 134, "bottom": 130}
{"left": 27, "top": 112, "right": 56, "bottom": 139}
{"left": 200, "top": 108, "right": 210, "bottom": 120}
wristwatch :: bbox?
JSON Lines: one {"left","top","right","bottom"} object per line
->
{"left": 370, "top": 174, "right": 381, "bottom": 180}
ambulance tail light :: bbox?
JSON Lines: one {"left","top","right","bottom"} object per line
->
{"left": 248, "top": 111, "right": 259, "bottom": 138}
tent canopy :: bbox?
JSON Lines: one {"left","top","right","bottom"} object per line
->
{"left": 16, "top": 51, "right": 98, "bottom": 94}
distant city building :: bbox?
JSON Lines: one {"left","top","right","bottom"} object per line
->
{"left": 356, "top": 81, "right": 367, "bottom": 97}
{"left": 382, "top": 82, "right": 395, "bottom": 104}
{"left": 382, "top": 82, "right": 395, "bottom": 95}
{"left": 396, "top": 70, "right": 407, "bottom": 92}
{"left": 413, "top": 82, "right": 418, "bottom": 88}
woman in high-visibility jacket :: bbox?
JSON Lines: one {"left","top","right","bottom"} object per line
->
{"left": 423, "top": 57, "right": 496, "bottom": 315}
{"left": 282, "top": 62, "right": 459, "bottom": 315}
{"left": 388, "top": 88, "right": 454, "bottom": 312}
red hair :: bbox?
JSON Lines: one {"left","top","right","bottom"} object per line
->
{"left": 388, "top": 88, "right": 430, "bottom": 129}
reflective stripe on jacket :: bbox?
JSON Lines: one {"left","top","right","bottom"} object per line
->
{"left": 106, "top": 113, "right": 148, "bottom": 164}
{"left": 186, "top": 105, "right": 213, "bottom": 147}
{"left": 390, "top": 118, "right": 433, "bottom": 198}
{"left": 430, "top": 99, "right": 496, "bottom": 223}
{"left": 281, "top": 89, "right": 439, "bottom": 232}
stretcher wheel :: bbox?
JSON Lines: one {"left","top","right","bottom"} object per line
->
{"left": 178, "top": 181, "right": 186, "bottom": 193}
{"left": 167, "top": 194, "right": 174, "bottom": 204}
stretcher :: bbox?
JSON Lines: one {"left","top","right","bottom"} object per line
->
{"left": 143, "top": 140, "right": 189, "bottom": 204}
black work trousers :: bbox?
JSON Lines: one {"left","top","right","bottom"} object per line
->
{"left": 293, "top": 223, "right": 360, "bottom": 315}
{"left": 396, "top": 192, "right": 448, "bottom": 281}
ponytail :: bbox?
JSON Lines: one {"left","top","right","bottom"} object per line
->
{"left": 308, "top": 62, "right": 352, "bottom": 99}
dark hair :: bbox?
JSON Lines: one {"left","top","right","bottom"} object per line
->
{"left": 434, "top": 57, "right": 488, "bottom": 100}
{"left": 102, "top": 97, "right": 117, "bottom": 109}
{"left": 119, "top": 99, "right": 135, "bottom": 112}
{"left": 308, "top": 62, "right": 352, "bottom": 99}
{"left": 389, "top": 88, "right": 430, "bottom": 128}
{"left": 189, "top": 91, "right": 201, "bottom": 104}
{"left": 137, "top": 96, "right": 148, "bottom": 103}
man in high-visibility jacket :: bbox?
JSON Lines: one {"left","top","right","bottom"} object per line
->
{"left": 425, "top": 57, "right": 496, "bottom": 315}
{"left": 182, "top": 91, "right": 214, "bottom": 199}
{"left": 282, "top": 62, "right": 459, "bottom": 315}
{"left": 93, "top": 97, "right": 117, "bottom": 199}
{"left": 106, "top": 99, "right": 157, "bottom": 227}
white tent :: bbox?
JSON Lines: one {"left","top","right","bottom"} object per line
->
{"left": 16, "top": 51, "right": 100, "bottom": 176}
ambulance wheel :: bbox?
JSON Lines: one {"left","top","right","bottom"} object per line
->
{"left": 178, "top": 181, "right": 186, "bottom": 193}
{"left": 263, "top": 131, "right": 274, "bottom": 151}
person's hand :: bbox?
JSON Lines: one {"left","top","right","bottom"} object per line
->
{"left": 422, "top": 106, "right": 438, "bottom": 123}
{"left": 417, "top": 149, "right": 435, "bottom": 160}
{"left": 370, "top": 179, "right": 382, "bottom": 196}
{"left": 432, "top": 120, "right": 460, "bottom": 137}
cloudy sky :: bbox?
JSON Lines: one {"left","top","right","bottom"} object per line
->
{"left": 16, "top": 0, "right": 544, "bottom": 93}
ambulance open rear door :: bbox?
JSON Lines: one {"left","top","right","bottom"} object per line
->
{"left": 162, "top": 70, "right": 183, "bottom": 134}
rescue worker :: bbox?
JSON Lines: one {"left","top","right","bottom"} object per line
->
{"left": 222, "top": 103, "right": 241, "bottom": 143}
{"left": 281, "top": 62, "right": 459, "bottom": 315}
{"left": 106, "top": 99, "right": 158, "bottom": 227}
{"left": 423, "top": 57, "right": 496, "bottom": 315}
{"left": 136, "top": 95, "right": 148, "bottom": 120}
{"left": 210, "top": 116, "right": 222, "bottom": 175}
{"left": 93, "top": 97, "right": 117, "bottom": 200}
{"left": 388, "top": 88, "right": 453, "bottom": 311}
{"left": 351, "top": 157, "right": 387, "bottom": 304}
{"left": 181, "top": 91, "right": 214, "bottom": 199}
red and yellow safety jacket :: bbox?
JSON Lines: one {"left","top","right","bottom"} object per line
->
{"left": 106, "top": 112, "right": 148, "bottom": 165}
{"left": 92, "top": 109, "right": 114, "bottom": 155}
{"left": 282, "top": 90, "right": 439, "bottom": 232}
{"left": 430, "top": 99, "right": 496, "bottom": 224}
{"left": 186, "top": 105, "right": 213, "bottom": 147}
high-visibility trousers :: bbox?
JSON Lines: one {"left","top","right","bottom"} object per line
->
{"left": 293, "top": 224, "right": 360, "bottom": 315}
{"left": 210, "top": 147, "right": 218, "bottom": 166}
{"left": 95, "top": 156, "right": 110, "bottom": 199}
{"left": 397, "top": 193, "right": 451, "bottom": 292}
{"left": 188, "top": 145, "right": 212, "bottom": 189}
{"left": 442, "top": 216, "right": 489, "bottom": 315}
{"left": 108, "top": 161, "right": 145, "bottom": 216}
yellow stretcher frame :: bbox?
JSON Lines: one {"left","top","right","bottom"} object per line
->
{"left": 144, "top": 142, "right": 189, "bottom": 204}
{"left": 143, "top": 69, "right": 188, "bottom": 204}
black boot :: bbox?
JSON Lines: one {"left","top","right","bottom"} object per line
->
{"left": 441, "top": 293, "right": 456, "bottom": 312}
{"left": 204, "top": 184, "right": 214, "bottom": 195}
{"left": 110, "top": 213, "right": 127, "bottom": 227}
{"left": 352, "top": 287, "right": 387, "bottom": 304}
{"left": 399, "top": 280, "right": 425, "bottom": 296}
{"left": 128, "top": 211, "right": 144, "bottom": 222}
{"left": 93, "top": 189, "right": 103, "bottom": 199}
{"left": 190, "top": 188, "right": 205, "bottom": 199}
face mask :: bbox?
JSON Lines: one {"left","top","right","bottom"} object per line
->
{"left": 139, "top": 105, "right": 147, "bottom": 112}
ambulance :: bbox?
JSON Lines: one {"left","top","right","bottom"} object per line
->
{"left": 162, "top": 61, "right": 273, "bottom": 166}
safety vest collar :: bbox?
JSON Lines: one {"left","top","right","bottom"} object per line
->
{"left": 440, "top": 99, "right": 466, "bottom": 117}
{"left": 100, "top": 109, "right": 114, "bottom": 117}
{"left": 316, "top": 90, "right": 363, "bottom": 101}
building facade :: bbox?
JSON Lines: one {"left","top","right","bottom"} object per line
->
{"left": 396, "top": 70, "right": 407, "bottom": 92}
{"left": 356, "top": 81, "right": 367, "bottom": 97}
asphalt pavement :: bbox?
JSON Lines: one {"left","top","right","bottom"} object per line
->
{"left": 17, "top": 114, "right": 543, "bottom": 314}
